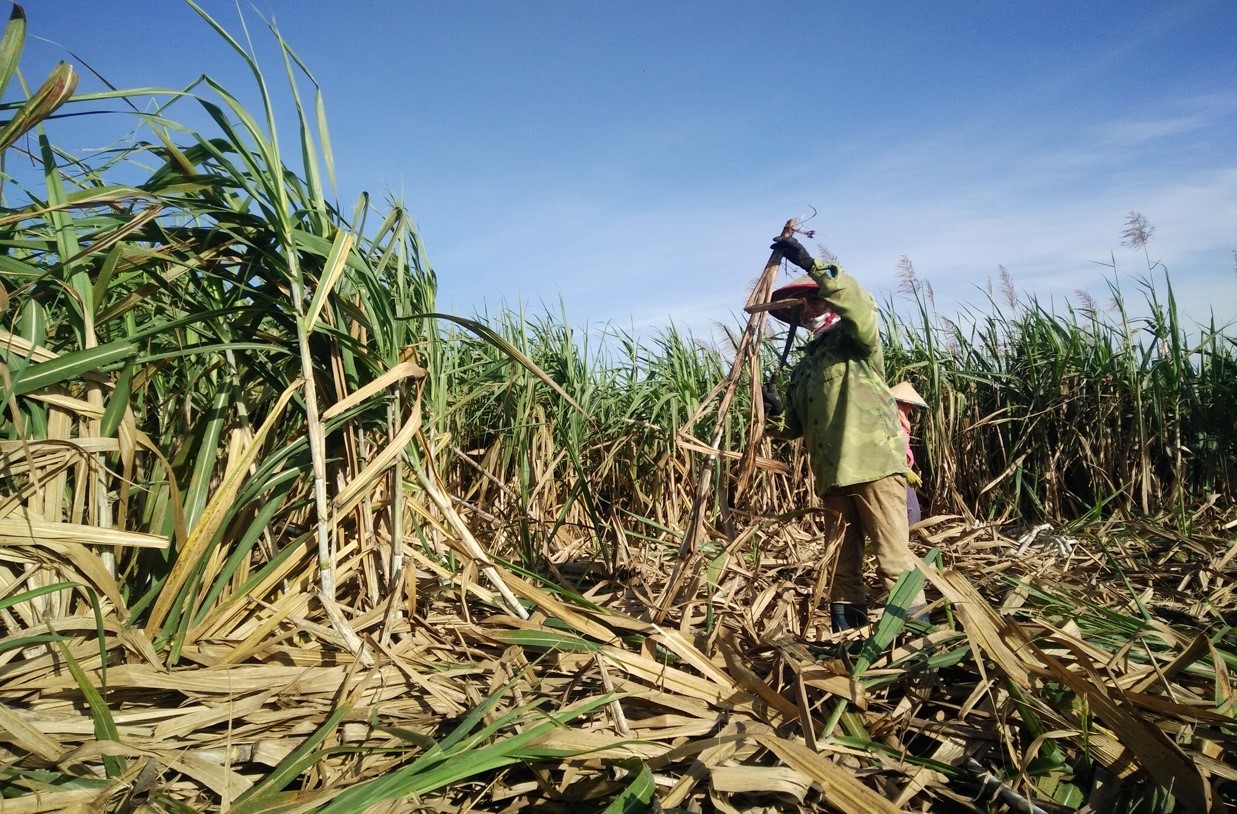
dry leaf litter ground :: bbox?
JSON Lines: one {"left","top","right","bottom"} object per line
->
{"left": 2, "top": 503, "right": 1233, "bottom": 813}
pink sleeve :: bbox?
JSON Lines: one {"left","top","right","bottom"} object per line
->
{"left": 898, "top": 412, "right": 915, "bottom": 468}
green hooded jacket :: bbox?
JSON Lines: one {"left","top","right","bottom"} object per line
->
{"left": 769, "top": 262, "right": 906, "bottom": 495}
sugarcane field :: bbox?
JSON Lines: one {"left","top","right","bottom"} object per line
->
{"left": 1, "top": 3, "right": 1235, "bottom": 813}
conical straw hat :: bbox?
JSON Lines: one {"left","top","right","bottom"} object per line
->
{"left": 889, "top": 381, "right": 927, "bottom": 408}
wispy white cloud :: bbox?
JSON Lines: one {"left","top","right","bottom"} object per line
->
{"left": 1101, "top": 115, "right": 1213, "bottom": 147}
{"left": 1095, "top": 91, "right": 1237, "bottom": 148}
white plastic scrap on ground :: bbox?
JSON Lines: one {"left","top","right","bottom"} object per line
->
{"left": 1013, "top": 524, "right": 1078, "bottom": 558}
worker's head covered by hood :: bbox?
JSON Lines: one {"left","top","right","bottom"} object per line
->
{"left": 767, "top": 275, "right": 840, "bottom": 334}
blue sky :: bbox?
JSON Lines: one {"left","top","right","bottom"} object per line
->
{"left": 27, "top": 1, "right": 1237, "bottom": 338}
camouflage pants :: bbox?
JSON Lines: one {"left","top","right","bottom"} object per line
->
{"left": 821, "top": 473, "right": 927, "bottom": 607}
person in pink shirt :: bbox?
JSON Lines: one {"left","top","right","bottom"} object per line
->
{"left": 889, "top": 382, "right": 928, "bottom": 526}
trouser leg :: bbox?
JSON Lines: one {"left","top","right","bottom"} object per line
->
{"left": 821, "top": 492, "right": 866, "bottom": 606}
{"left": 907, "top": 482, "right": 921, "bottom": 527}
{"left": 849, "top": 474, "right": 927, "bottom": 611}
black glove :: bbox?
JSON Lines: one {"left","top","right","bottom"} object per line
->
{"left": 762, "top": 383, "right": 784, "bottom": 417}
{"left": 770, "top": 235, "right": 815, "bottom": 272}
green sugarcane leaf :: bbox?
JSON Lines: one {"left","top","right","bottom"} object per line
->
{"left": 51, "top": 636, "right": 125, "bottom": 778}
{"left": 0, "top": 633, "right": 67, "bottom": 654}
{"left": 489, "top": 628, "right": 600, "bottom": 653}
{"left": 406, "top": 312, "right": 590, "bottom": 418}
{"left": 0, "top": 3, "right": 25, "bottom": 102}
{"left": 4, "top": 339, "right": 135, "bottom": 397}
{"left": 854, "top": 566, "right": 926, "bottom": 676}
{"left": 0, "top": 581, "right": 77, "bottom": 611}
{"left": 313, "top": 696, "right": 612, "bottom": 813}
{"left": 99, "top": 362, "right": 133, "bottom": 438}
{"left": 233, "top": 702, "right": 352, "bottom": 808}
{"left": 601, "top": 760, "right": 656, "bottom": 814}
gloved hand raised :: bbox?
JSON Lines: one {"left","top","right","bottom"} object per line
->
{"left": 761, "top": 383, "right": 784, "bottom": 417}
{"left": 770, "top": 235, "right": 815, "bottom": 272}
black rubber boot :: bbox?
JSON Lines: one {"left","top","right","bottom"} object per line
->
{"left": 830, "top": 602, "right": 868, "bottom": 632}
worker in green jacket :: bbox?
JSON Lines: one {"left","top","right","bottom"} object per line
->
{"left": 762, "top": 235, "right": 928, "bottom": 632}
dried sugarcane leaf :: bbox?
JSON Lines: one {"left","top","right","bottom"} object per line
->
{"left": 756, "top": 732, "right": 906, "bottom": 814}
{"left": 1032, "top": 643, "right": 1213, "bottom": 813}
{"left": 59, "top": 740, "right": 254, "bottom": 801}
{"left": 718, "top": 637, "right": 800, "bottom": 724}
{"left": 0, "top": 787, "right": 105, "bottom": 814}
{"left": 320, "top": 359, "right": 426, "bottom": 421}
{"left": 144, "top": 382, "right": 300, "bottom": 635}
{"left": 922, "top": 568, "right": 1035, "bottom": 688}
{"left": 710, "top": 764, "right": 812, "bottom": 801}
{"left": 332, "top": 401, "right": 420, "bottom": 518}
{"left": 661, "top": 720, "right": 763, "bottom": 809}
{"left": 0, "top": 702, "right": 63, "bottom": 761}
{"left": 0, "top": 510, "right": 168, "bottom": 550}
{"left": 530, "top": 729, "right": 669, "bottom": 761}
{"left": 601, "top": 644, "right": 755, "bottom": 709}
{"left": 787, "top": 660, "right": 867, "bottom": 708}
